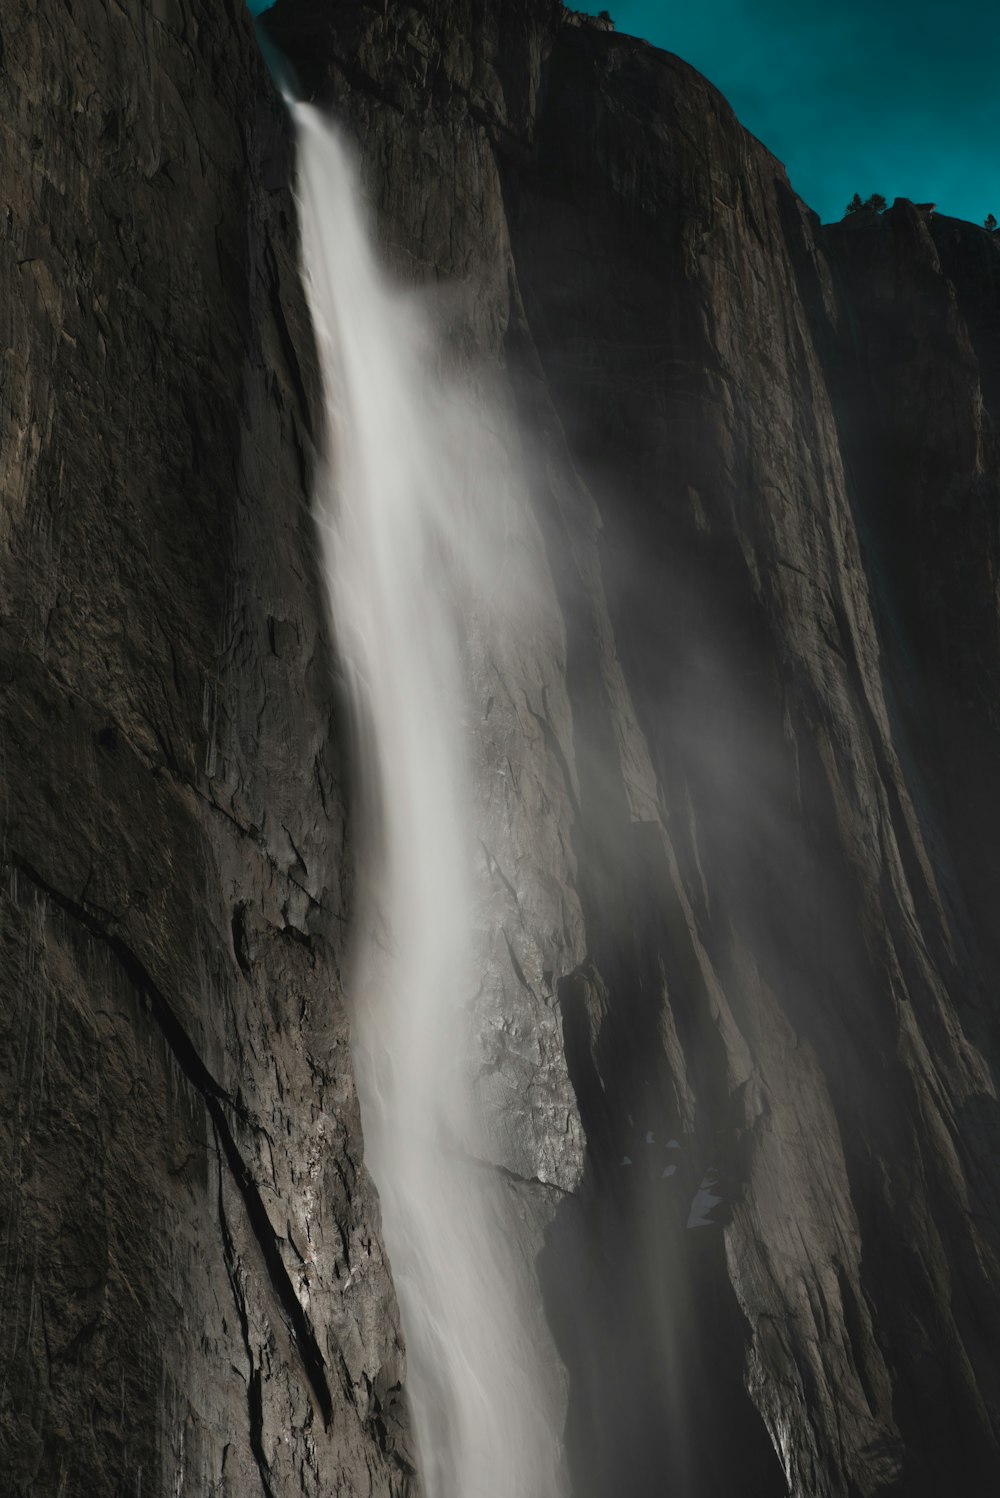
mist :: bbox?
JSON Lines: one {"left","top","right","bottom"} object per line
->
{"left": 293, "top": 104, "right": 570, "bottom": 1498}
{"left": 290, "top": 82, "right": 963, "bottom": 1495}
{"left": 7, "top": 3, "right": 1000, "bottom": 1496}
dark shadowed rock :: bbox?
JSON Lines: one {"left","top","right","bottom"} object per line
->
{"left": 0, "top": 2, "right": 414, "bottom": 1494}
{"left": 265, "top": 3, "right": 1000, "bottom": 1494}
{"left": 4, "top": 0, "right": 1000, "bottom": 1494}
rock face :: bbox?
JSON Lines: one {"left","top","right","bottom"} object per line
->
{"left": 4, "top": 2, "right": 1000, "bottom": 1497}
{"left": 0, "top": 2, "right": 413, "bottom": 1495}
{"left": 265, "top": 4, "right": 1000, "bottom": 1496}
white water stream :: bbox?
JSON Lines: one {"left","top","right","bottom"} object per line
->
{"left": 293, "top": 105, "right": 561, "bottom": 1498}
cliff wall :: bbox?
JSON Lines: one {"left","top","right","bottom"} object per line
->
{"left": 0, "top": 3, "right": 413, "bottom": 1494}
{"left": 3, "top": 0, "right": 1000, "bottom": 1495}
{"left": 267, "top": 4, "right": 1000, "bottom": 1494}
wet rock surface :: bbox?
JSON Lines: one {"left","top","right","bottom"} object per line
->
{"left": 265, "top": 3, "right": 1000, "bottom": 1494}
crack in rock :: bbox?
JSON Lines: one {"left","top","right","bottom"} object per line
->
{"left": 10, "top": 853, "right": 335, "bottom": 1428}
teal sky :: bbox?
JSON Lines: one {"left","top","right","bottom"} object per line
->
{"left": 610, "top": 1, "right": 999, "bottom": 223}
{"left": 247, "top": 2, "right": 998, "bottom": 225}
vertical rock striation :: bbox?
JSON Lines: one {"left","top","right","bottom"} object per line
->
{"left": 1, "top": 2, "right": 413, "bottom": 1494}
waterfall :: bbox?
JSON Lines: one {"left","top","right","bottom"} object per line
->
{"left": 292, "top": 104, "right": 562, "bottom": 1498}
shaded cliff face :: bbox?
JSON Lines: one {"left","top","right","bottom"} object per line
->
{"left": 0, "top": 2, "right": 413, "bottom": 1495}
{"left": 266, "top": 3, "right": 1000, "bottom": 1495}
{"left": 4, "top": 1, "right": 1000, "bottom": 1496}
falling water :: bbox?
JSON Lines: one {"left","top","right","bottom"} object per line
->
{"left": 292, "top": 105, "right": 562, "bottom": 1497}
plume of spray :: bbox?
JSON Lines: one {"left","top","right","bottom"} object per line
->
{"left": 291, "top": 103, "right": 563, "bottom": 1498}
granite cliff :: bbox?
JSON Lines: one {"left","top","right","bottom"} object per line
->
{"left": 3, "top": 0, "right": 1000, "bottom": 1495}
{"left": 1, "top": 2, "right": 410, "bottom": 1494}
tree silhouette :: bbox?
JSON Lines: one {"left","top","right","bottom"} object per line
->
{"left": 985, "top": 213, "right": 998, "bottom": 233}
{"left": 845, "top": 193, "right": 887, "bottom": 217}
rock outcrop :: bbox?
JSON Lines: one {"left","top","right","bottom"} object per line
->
{"left": 4, "top": 0, "right": 1000, "bottom": 1495}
